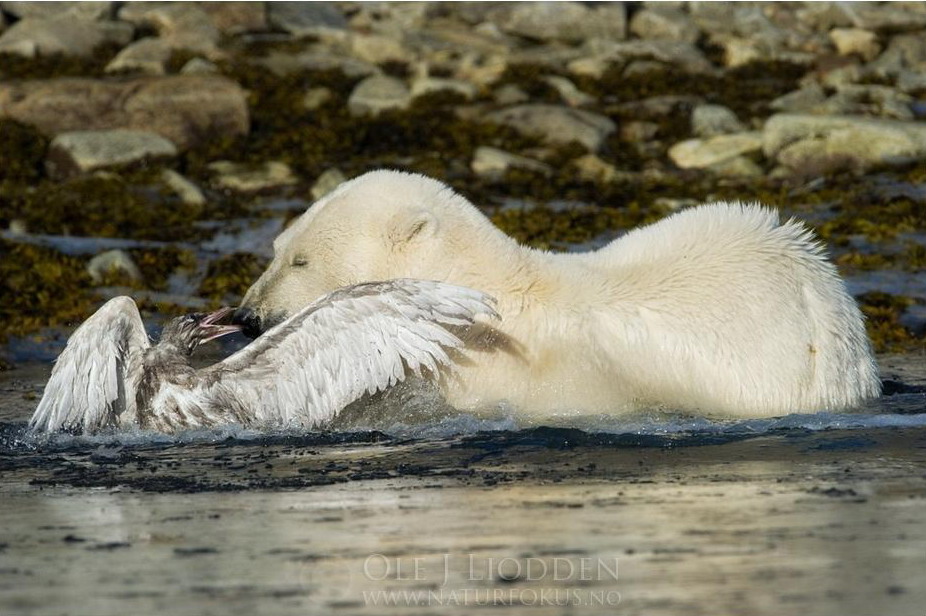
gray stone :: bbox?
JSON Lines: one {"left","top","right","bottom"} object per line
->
{"left": 106, "top": 38, "right": 173, "bottom": 75}
{"left": 707, "top": 156, "right": 763, "bottom": 177}
{"left": 209, "top": 161, "right": 298, "bottom": 193}
{"left": 87, "top": 249, "right": 143, "bottom": 285}
{"left": 498, "top": 1, "right": 626, "bottom": 43}
{"left": 471, "top": 147, "right": 552, "bottom": 181}
{"left": 200, "top": 2, "right": 268, "bottom": 35}
{"left": 868, "top": 34, "right": 926, "bottom": 76}
{"left": 897, "top": 70, "right": 926, "bottom": 94}
{"left": 267, "top": 2, "right": 347, "bottom": 39}
{"left": 770, "top": 84, "right": 827, "bottom": 112}
{"left": 763, "top": 113, "right": 926, "bottom": 171}
{"left": 486, "top": 104, "right": 616, "bottom": 152}
{"left": 668, "top": 132, "right": 763, "bottom": 169}
{"left": 852, "top": 3, "right": 926, "bottom": 33}
{"left": 829, "top": 28, "right": 880, "bottom": 61}
{"left": 1, "top": 1, "right": 113, "bottom": 20}
{"left": 253, "top": 50, "right": 379, "bottom": 79}
{"left": 410, "top": 77, "right": 477, "bottom": 101}
{"left": 118, "top": 2, "right": 219, "bottom": 43}
{"left": 310, "top": 168, "right": 347, "bottom": 201}
{"left": 0, "top": 76, "right": 249, "bottom": 150}
{"left": 582, "top": 40, "right": 714, "bottom": 75}
{"left": 620, "top": 121, "right": 660, "bottom": 142}
{"left": 691, "top": 105, "right": 746, "bottom": 138}
{"left": 0, "top": 17, "right": 132, "bottom": 57}
{"left": 180, "top": 58, "right": 218, "bottom": 75}
{"left": 572, "top": 154, "right": 619, "bottom": 184}
{"left": 813, "top": 85, "right": 914, "bottom": 121}
{"left": 493, "top": 84, "right": 530, "bottom": 106}
{"left": 161, "top": 169, "right": 205, "bottom": 208}
{"left": 46, "top": 130, "right": 178, "bottom": 178}
{"left": 543, "top": 76, "right": 595, "bottom": 107}
{"left": 349, "top": 33, "right": 412, "bottom": 64}
{"left": 630, "top": 7, "right": 699, "bottom": 43}
{"left": 347, "top": 76, "right": 411, "bottom": 116}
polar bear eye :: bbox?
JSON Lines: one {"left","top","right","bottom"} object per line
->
{"left": 291, "top": 255, "right": 309, "bottom": 267}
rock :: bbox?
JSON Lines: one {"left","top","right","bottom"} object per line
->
{"left": 794, "top": 2, "right": 855, "bottom": 32}
{"left": 0, "top": 17, "right": 132, "bottom": 57}
{"left": 770, "top": 83, "right": 827, "bottom": 112}
{"left": 347, "top": 76, "right": 411, "bottom": 116}
{"left": 267, "top": 2, "right": 347, "bottom": 39}
{"left": 209, "top": 161, "right": 298, "bottom": 193}
{"left": 253, "top": 50, "right": 378, "bottom": 79}
{"left": 349, "top": 33, "right": 411, "bottom": 64}
{"left": 620, "top": 121, "right": 660, "bottom": 142}
{"left": 852, "top": 4, "right": 926, "bottom": 33}
{"left": 106, "top": 38, "right": 173, "bottom": 75}
{"left": 46, "top": 130, "right": 177, "bottom": 178}
{"left": 161, "top": 169, "right": 205, "bottom": 208}
{"left": 118, "top": 3, "right": 219, "bottom": 44}
{"left": 310, "top": 168, "right": 346, "bottom": 201}
{"left": 87, "top": 249, "right": 143, "bottom": 285}
{"left": 572, "top": 154, "right": 619, "bottom": 184}
{"left": 813, "top": 85, "right": 914, "bottom": 121}
{"left": 493, "top": 84, "right": 530, "bottom": 106}
{"left": 584, "top": 39, "right": 714, "bottom": 74}
{"left": 829, "top": 28, "right": 881, "bottom": 61}
{"left": 471, "top": 146, "right": 552, "bottom": 181}
{"left": 410, "top": 77, "right": 477, "bottom": 101}
{"left": 0, "top": 76, "right": 249, "bottom": 150}
{"left": 1, "top": 1, "right": 113, "bottom": 21}
{"left": 707, "top": 156, "right": 763, "bottom": 177}
{"left": 668, "top": 132, "right": 764, "bottom": 169}
{"left": 180, "top": 58, "right": 218, "bottom": 75}
{"left": 691, "top": 104, "right": 746, "bottom": 138}
{"left": 200, "top": 2, "right": 267, "bottom": 35}
{"left": 497, "top": 1, "right": 626, "bottom": 43}
{"left": 303, "top": 87, "right": 333, "bottom": 110}
{"left": 763, "top": 113, "right": 926, "bottom": 172}
{"left": 629, "top": 7, "right": 699, "bottom": 43}
{"left": 543, "top": 76, "right": 595, "bottom": 107}
{"left": 897, "top": 70, "right": 926, "bottom": 95}
{"left": 867, "top": 34, "right": 926, "bottom": 77}
{"left": 486, "top": 104, "right": 616, "bottom": 152}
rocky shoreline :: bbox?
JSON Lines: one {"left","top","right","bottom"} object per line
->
{"left": 1, "top": 1, "right": 926, "bottom": 358}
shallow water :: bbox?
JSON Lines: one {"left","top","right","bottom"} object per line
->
{"left": 1, "top": 355, "right": 925, "bottom": 615}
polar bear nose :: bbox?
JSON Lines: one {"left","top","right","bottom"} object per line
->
{"left": 232, "top": 307, "right": 263, "bottom": 339}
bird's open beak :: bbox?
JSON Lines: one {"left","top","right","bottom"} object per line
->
{"left": 197, "top": 306, "right": 242, "bottom": 343}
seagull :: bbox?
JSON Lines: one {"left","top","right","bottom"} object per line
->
{"left": 29, "top": 279, "right": 498, "bottom": 435}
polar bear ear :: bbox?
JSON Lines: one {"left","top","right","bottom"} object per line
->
{"left": 388, "top": 209, "right": 438, "bottom": 246}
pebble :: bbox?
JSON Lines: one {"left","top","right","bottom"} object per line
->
{"left": 471, "top": 146, "right": 552, "bottom": 181}
{"left": 668, "top": 132, "right": 764, "bottom": 170}
{"left": 87, "top": 249, "right": 143, "bottom": 285}
{"left": 486, "top": 104, "right": 616, "bottom": 152}
{"left": 691, "top": 105, "right": 746, "bottom": 138}
{"left": 161, "top": 170, "right": 206, "bottom": 208}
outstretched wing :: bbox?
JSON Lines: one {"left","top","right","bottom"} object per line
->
{"left": 29, "top": 296, "right": 150, "bottom": 434}
{"left": 205, "top": 279, "right": 498, "bottom": 427}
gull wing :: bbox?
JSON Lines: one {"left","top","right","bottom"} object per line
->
{"left": 29, "top": 296, "right": 150, "bottom": 434}
{"left": 205, "top": 279, "right": 498, "bottom": 427}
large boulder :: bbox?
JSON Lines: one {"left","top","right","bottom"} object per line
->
{"left": 46, "top": 129, "right": 178, "bottom": 178}
{"left": 764, "top": 114, "right": 926, "bottom": 172}
{"left": 0, "top": 75, "right": 249, "bottom": 150}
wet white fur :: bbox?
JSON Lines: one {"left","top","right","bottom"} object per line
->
{"left": 241, "top": 170, "right": 880, "bottom": 418}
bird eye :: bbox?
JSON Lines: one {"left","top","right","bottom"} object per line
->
{"left": 291, "top": 256, "right": 309, "bottom": 267}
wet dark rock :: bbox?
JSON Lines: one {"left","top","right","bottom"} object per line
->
{"left": 46, "top": 129, "right": 177, "bottom": 178}
{"left": 486, "top": 104, "right": 615, "bottom": 152}
{"left": 0, "top": 76, "right": 249, "bottom": 150}
{"left": 0, "top": 17, "right": 132, "bottom": 57}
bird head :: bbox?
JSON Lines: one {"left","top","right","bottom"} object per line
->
{"left": 160, "top": 307, "right": 242, "bottom": 355}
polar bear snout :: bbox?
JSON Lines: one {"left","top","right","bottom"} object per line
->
{"left": 232, "top": 307, "right": 263, "bottom": 340}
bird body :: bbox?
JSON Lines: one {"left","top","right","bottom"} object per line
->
{"left": 29, "top": 279, "right": 497, "bottom": 434}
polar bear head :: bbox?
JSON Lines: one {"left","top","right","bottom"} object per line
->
{"left": 234, "top": 170, "right": 515, "bottom": 337}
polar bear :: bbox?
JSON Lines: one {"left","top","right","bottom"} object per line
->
{"left": 233, "top": 170, "right": 879, "bottom": 419}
